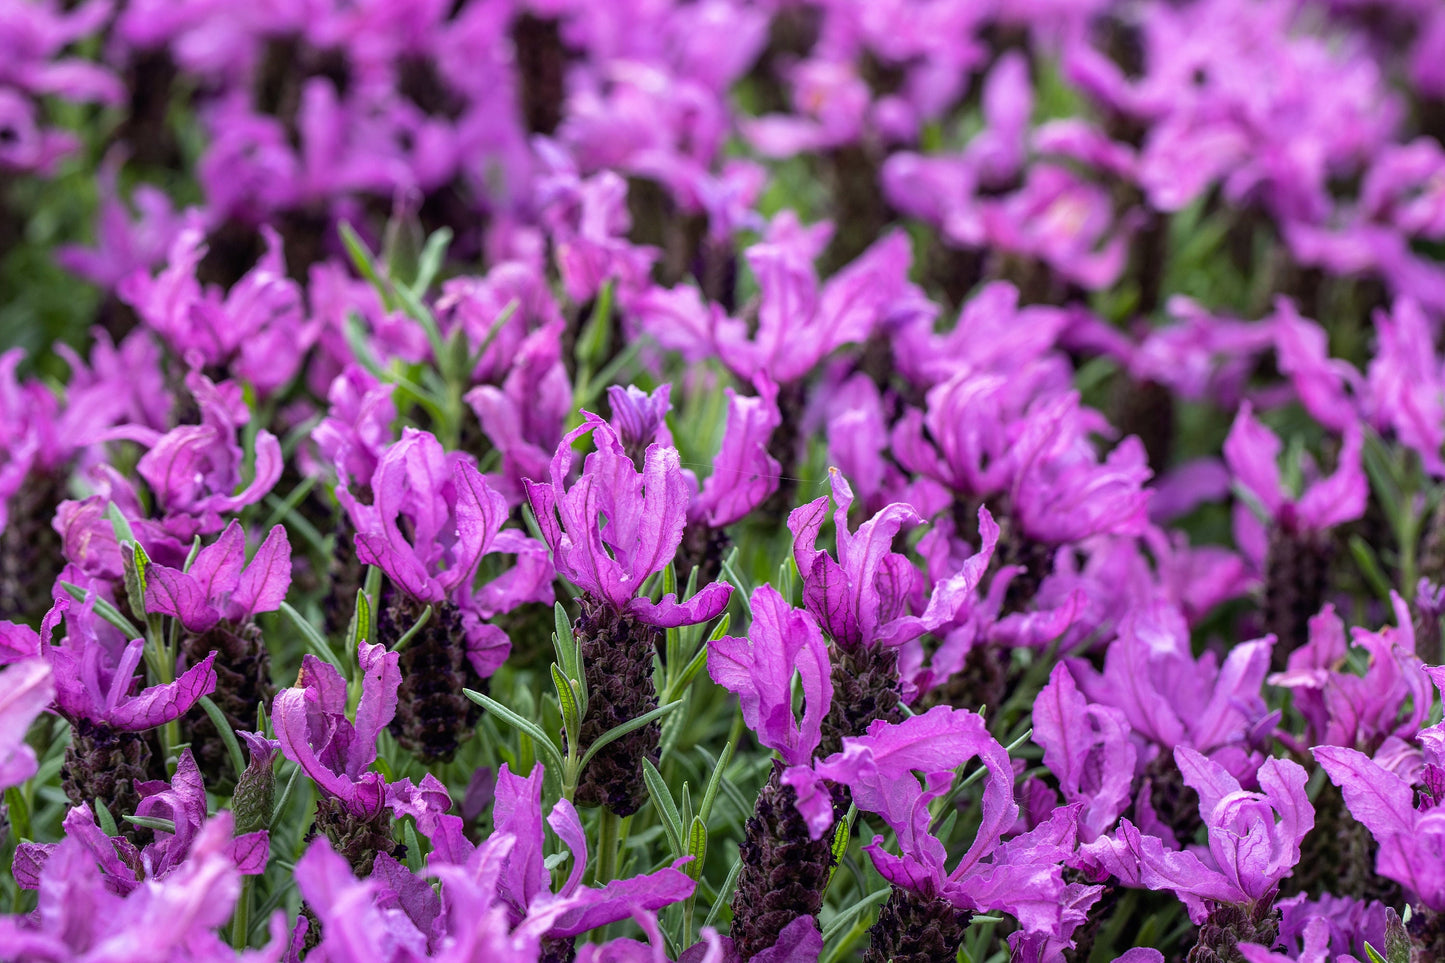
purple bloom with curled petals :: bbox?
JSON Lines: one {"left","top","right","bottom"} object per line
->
{"left": 1225, "top": 401, "right": 1366, "bottom": 557}
{"left": 141, "top": 521, "right": 291, "bottom": 634}
{"left": 273, "top": 641, "right": 401, "bottom": 820}
{"left": 894, "top": 373, "right": 1151, "bottom": 548}
{"left": 118, "top": 225, "right": 313, "bottom": 397}
{"left": 708, "top": 584, "right": 832, "bottom": 767}
{"left": 1313, "top": 744, "right": 1445, "bottom": 911}
{"left": 711, "top": 224, "right": 926, "bottom": 387}
{"left": 0, "top": 812, "right": 252, "bottom": 962}
{"left": 782, "top": 706, "right": 1083, "bottom": 937}
{"left": 1128, "top": 748, "right": 1313, "bottom": 923}
{"left": 606, "top": 384, "right": 674, "bottom": 463}
{"left": 103, "top": 370, "right": 283, "bottom": 543}
{"left": 340, "top": 428, "right": 509, "bottom": 607}
{"left": 1268, "top": 594, "right": 1432, "bottom": 755}
{"left": 1032, "top": 663, "right": 1138, "bottom": 843}
{"left": 12, "top": 594, "right": 218, "bottom": 733}
{"left": 16, "top": 751, "right": 269, "bottom": 892}
{"left": 490, "top": 763, "right": 696, "bottom": 938}
{"left": 525, "top": 414, "right": 731, "bottom": 628}
{"left": 1070, "top": 600, "right": 1274, "bottom": 758}
{"left": 789, "top": 470, "right": 995, "bottom": 653}
{"left": 311, "top": 365, "right": 399, "bottom": 495}
{"left": 0, "top": 659, "right": 53, "bottom": 791}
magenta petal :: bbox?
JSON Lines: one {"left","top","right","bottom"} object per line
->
{"left": 695, "top": 380, "right": 782, "bottom": 528}
{"left": 0, "top": 660, "right": 55, "bottom": 790}
{"left": 628, "top": 581, "right": 733, "bottom": 628}
{"left": 350, "top": 641, "right": 401, "bottom": 776}
{"left": 1223, "top": 403, "right": 1285, "bottom": 519}
{"left": 549, "top": 861, "right": 696, "bottom": 937}
{"left": 226, "top": 832, "right": 270, "bottom": 874}
{"left": 230, "top": 524, "right": 292, "bottom": 619}
{"left": 708, "top": 584, "right": 830, "bottom": 766}
{"left": 187, "top": 521, "right": 245, "bottom": 602}
{"left": 107, "top": 651, "right": 217, "bottom": 731}
{"left": 272, "top": 687, "right": 358, "bottom": 805}
{"left": 494, "top": 762, "right": 548, "bottom": 916}
{"left": 546, "top": 797, "right": 590, "bottom": 898}
{"left": 750, "top": 916, "right": 822, "bottom": 963}
{"left": 462, "top": 616, "right": 513, "bottom": 679}
{"left": 144, "top": 565, "right": 220, "bottom": 633}
{"left": 437, "top": 459, "right": 507, "bottom": 595}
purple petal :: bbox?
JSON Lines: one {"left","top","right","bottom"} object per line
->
{"left": 0, "top": 660, "right": 54, "bottom": 790}
{"left": 144, "top": 565, "right": 220, "bottom": 634}
{"left": 187, "top": 521, "right": 245, "bottom": 602}
{"left": 708, "top": 584, "right": 830, "bottom": 766}
{"left": 350, "top": 641, "right": 401, "bottom": 776}
{"left": 628, "top": 581, "right": 733, "bottom": 628}
{"left": 230, "top": 524, "right": 292, "bottom": 618}
{"left": 108, "top": 651, "right": 216, "bottom": 731}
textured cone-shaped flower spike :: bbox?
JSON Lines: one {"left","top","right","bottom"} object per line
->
{"left": 526, "top": 415, "right": 730, "bottom": 815}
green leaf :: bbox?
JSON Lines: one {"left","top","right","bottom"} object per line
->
{"left": 1349, "top": 535, "right": 1395, "bottom": 603}
{"left": 390, "top": 604, "right": 433, "bottom": 653}
{"left": 1363, "top": 944, "right": 1387, "bottom": 963}
{"left": 350, "top": 589, "right": 373, "bottom": 650}
{"left": 703, "top": 855, "right": 742, "bottom": 930}
{"left": 464, "top": 689, "right": 566, "bottom": 775}
{"left": 667, "top": 645, "right": 712, "bottom": 700}
{"left": 338, "top": 222, "right": 395, "bottom": 310}
{"left": 270, "top": 765, "right": 303, "bottom": 830}
{"left": 105, "top": 501, "right": 137, "bottom": 547}
{"left": 60, "top": 582, "right": 142, "bottom": 638}
{"left": 576, "top": 279, "right": 615, "bottom": 368}
{"left": 122, "top": 542, "right": 151, "bottom": 630}
{"left": 698, "top": 741, "right": 733, "bottom": 823}
{"left": 4, "top": 786, "right": 31, "bottom": 842}
{"left": 685, "top": 816, "right": 707, "bottom": 880}
{"left": 578, "top": 700, "right": 685, "bottom": 774}
{"left": 553, "top": 602, "right": 579, "bottom": 680}
{"left": 642, "top": 759, "right": 684, "bottom": 857}
{"left": 825, "top": 809, "right": 852, "bottom": 890}
{"left": 552, "top": 663, "right": 583, "bottom": 747}
{"left": 719, "top": 550, "right": 752, "bottom": 616}
{"left": 123, "top": 815, "right": 177, "bottom": 834}
{"left": 94, "top": 798, "right": 118, "bottom": 837}
{"left": 198, "top": 695, "right": 247, "bottom": 780}
{"left": 411, "top": 227, "right": 452, "bottom": 295}
{"left": 821, "top": 888, "right": 890, "bottom": 943}
{"left": 279, "top": 602, "right": 342, "bottom": 667}
{"left": 404, "top": 820, "right": 425, "bottom": 875}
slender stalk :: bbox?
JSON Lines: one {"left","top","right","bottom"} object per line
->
{"left": 595, "top": 810, "right": 621, "bottom": 885}
{"left": 231, "top": 876, "right": 253, "bottom": 950}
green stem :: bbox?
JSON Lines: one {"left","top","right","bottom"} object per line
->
{"left": 231, "top": 876, "right": 253, "bottom": 950}
{"left": 595, "top": 810, "right": 621, "bottom": 886}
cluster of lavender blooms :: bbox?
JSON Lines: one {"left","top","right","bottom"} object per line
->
{"left": 8, "top": 0, "right": 1445, "bottom": 962}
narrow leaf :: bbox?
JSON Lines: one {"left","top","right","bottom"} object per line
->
{"left": 198, "top": 695, "right": 247, "bottom": 780}
{"left": 578, "top": 701, "right": 684, "bottom": 773}
{"left": 685, "top": 817, "right": 707, "bottom": 880}
{"left": 464, "top": 689, "right": 566, "bottom": 775}
{"left": 642, "top": 758, "right": 684, "bottom": 857}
